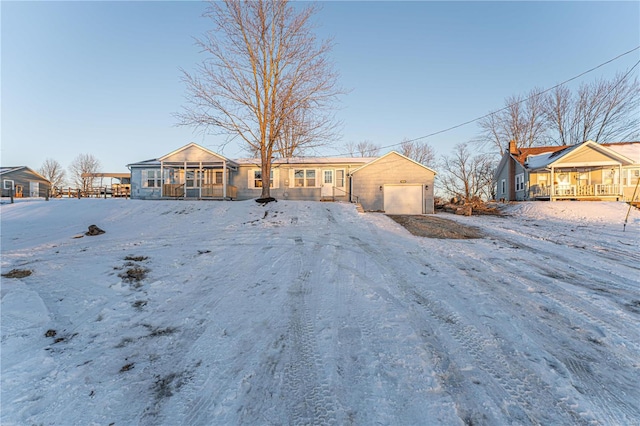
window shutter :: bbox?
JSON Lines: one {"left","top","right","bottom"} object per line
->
{"left": 248, "top": 169, "right": 255, "bottom": 189}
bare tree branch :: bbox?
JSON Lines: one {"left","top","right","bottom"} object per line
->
{"left": 476, "top": 88, "right": 549, "bottom": 153}
{"left": 398, "top": 139, "right": 436, "bottom": 168}
{"left": 176, "top": 0, "right": 344, "bottom": 198}
{"left": 39, "top": 158, "right": 67, "bottom": 191}
{"left": 439, "top": 143, "right": 496, "bottom": 201}
{"left": 545, "top": 71, "right": 640, "bottom": 145}
{"left": 69, "top": 154, "right": 100, "bottom": 194}
{"left": 345, "top": 140, "right": 379, "bottom": 157}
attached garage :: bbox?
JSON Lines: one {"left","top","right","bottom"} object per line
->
{"left": 383, "top": 184, "right": 424, "bottom": 215}
{"left": 350, "top": 151, "right": 437, "bottom": 214}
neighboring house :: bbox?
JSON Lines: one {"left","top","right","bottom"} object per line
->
{"left": 495, "top": 140, "right": 640, "bottom": 202}
{"left": 127, "top": 143, "right": 437, "bottom": 214}
{"left": 0, "top": 166, "right": 51, "bottom": 198}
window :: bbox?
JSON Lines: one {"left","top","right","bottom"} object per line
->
{"left": 3, "top": 179, "right": 15, "bottom": 190}
{"left": 515, "top": 173, "right": 525, "bottom": 191}
{"left": 293, "top": 169, "right": 316, "bottom": 187}
{"left": 335, "top": 170, "right": 345, "bottom": 188}
{"left": 250, "top": 169, "right": 275, "bottom": 188}
{"left": 143, "top": 170, "right": 162, "bottom": 188}
{"left": 500, "top": 179, "right": 506, "bottom": 195}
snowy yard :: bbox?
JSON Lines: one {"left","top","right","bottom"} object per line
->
{"left": 1, "top": 199, "right": 639, "bottom": 425}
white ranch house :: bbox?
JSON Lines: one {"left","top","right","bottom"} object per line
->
{"left": 127, "top": 143, "right": 437, "bottom": 214}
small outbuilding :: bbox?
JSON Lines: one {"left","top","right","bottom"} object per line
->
{"left": 1, "top": 166, "right": 51, "bottom": 198}
{"left": 350, "top": 151, "right": 437, "bottom": 214}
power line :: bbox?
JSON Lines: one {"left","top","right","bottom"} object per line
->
{"left": 328, "top": 45, "right": 640, "bottom": 157}
{"left": 556, "top": 58, "right": 640, "bottom": 145}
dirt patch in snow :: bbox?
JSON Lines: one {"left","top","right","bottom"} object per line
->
{"left": 388, "top": 215, "right": 484, "bottom": 239}
{"left": 2, "top": 269, "right": 32, "bottom": 278}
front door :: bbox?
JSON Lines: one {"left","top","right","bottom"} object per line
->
{"left": 321, "top": 170, "right": 334, "bottom": 197}
{"left": 29, "top": 182, "right": 39, "bottom": 197}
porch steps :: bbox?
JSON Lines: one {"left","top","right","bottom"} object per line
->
{"left": 355, "top": 203, "right": 364, "bottom": 213}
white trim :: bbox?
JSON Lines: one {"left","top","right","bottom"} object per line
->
{"left": 515, "top": 173, "right": 525, "bottom": 192}
{"left": 292, "top": 168, "right": 318, "bottom": 188}
{"left": 158, "top": 142, "right": 237, "bottom": 166}
{"left": 248, "top": 168, "right": 278, "bottom": 189}
{"left": 351, "top": 151, "right": 437, "bottom": 175}
{"left": 3, "top": 179, "right": 15, "bottom": 190}
{"left": 142, "top": 169, "right": 162, "bottom": 188}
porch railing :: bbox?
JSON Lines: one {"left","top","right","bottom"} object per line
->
{"left": 530, "top": 184, "right": 620, "bottom": 198}
{"left": 201, "top": 184, "right": 237, "bottom": 199}
{"left": 163, "top": 183, "right": 237, "bottom": 199}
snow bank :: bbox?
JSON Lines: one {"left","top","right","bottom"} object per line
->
{"left": 1, "top": 198, "right": 639, "bottom": 425}
{"left": 502, "top": 201, "right": 640, "bottom": 224}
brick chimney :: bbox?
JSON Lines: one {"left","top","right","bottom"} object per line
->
{"left": 508, "top": 140, "right": 518, "bottom": 154}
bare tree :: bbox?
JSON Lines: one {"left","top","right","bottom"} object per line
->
{"left": 477, "top": 87, "right": 548, "bottom": 153}
{"left": 544, "top": 71, "right": 640, "bottom": 145}
{"left": 69, "top": 154, "right": 100, "bottom": 194}
{"left": 439, "top": 143, "right": 496, "bottom": 201}
{"left": 398, "top": 139, "right": 436, "bottom": 168}
{"left": 345, "top": 140, "right": 380, "bottom": 157}
{"left": 274, "top": 100, "right": 341, "bottom": 158}
{"left": 477, "top": 71, "right": 640, "bottom": 154}
{"left": 177, "top": 0, "right": 343, "bottom": 199}
{"left": 39, "top": 158, "right": 66, "bottom": 191}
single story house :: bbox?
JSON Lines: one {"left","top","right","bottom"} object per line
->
{"left": 495, "top": 140, "right": 639, "bottom": 202}
{"left": 1, "top": 166, "right": 51, "bottom": 198}
{"left": 127, "top": 143, "right": 437, "bottom": 214}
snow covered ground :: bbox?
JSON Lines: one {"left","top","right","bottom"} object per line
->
{"left": 1, "top": 198, "right": 639, "bottom": 425}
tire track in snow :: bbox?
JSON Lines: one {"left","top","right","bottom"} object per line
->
{"left": 178, "top": 233, "right": 297, "bottom": 425}
{"left": 352, "top": 224, "right": 591, "bottom": 425}
{"left": 282, "top": 266, "right": 338, "bottom": 425}
{"left": 483, "top": 233, "right": 640, "bottom": 356}
{"left": 400, "top": 221, "right": 640, "bottom": 426}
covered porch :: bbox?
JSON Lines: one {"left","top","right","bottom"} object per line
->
{"left": 528, "top": 165, "right": 624, "bottom": 201}
{"left": 160, "top": 161, "right": 237, "bottom": 200}
{"left": 155, "top": 143, "right": 239, "bottom": 200}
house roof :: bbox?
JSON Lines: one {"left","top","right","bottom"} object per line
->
{"left": 350, "top": 151, "right": 437, "bottom": 175}
{"left": 159, "top": 142, "right": 238, "bottom": 166}
{"left": 0, "top": 166, "right": 25, "bottom": 175}
{"left": 0, "top": 166, "right": 49, "bottom": 182}
{"left": 127, "top": 143, "right": 239, "bottom": 168}
{"left": 234, "top": 156, "right": 376, "bottom": 167}
{"left": 127, "top": 159, "right": 162, "bottom": 168}
{"left": 510, "top": 146, "right": 569, "bottom": 167}
{"left": 602, "top": 142, "right": 640, "bottom": 163}
{"left": 521, "top": 140, "right": 636, "bottom": 170}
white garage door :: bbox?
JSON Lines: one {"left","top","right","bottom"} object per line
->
{"left": 384, "top": 185, "right": 423, "bottom": 214}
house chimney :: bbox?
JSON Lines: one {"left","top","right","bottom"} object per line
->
{"left": 508, "top": 140, "right": 518, "bottom": 154}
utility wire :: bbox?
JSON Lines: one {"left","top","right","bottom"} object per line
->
{"left": 326, "top": 45, "right": 640, "bottom": 157}
{"left": 553, "top": 59, "right": 640, "bottom": 145}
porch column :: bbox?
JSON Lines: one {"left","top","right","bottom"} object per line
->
{"left": 222, "top": 160, "right": 227, "bottom": 199}
{"left": 550, "top": 167, "right": 555, "bottom": 201}
{"left": 184, "top": 161, "right": 187, "bottom": 198}
{"left": 619, "top": 164, "right": 623, "bottom": 197}
{"left": 199, "top": 161, "right": 202, "bottom": 199}
{"left": 160, "top": 161, "right": 164, "bottom": 197}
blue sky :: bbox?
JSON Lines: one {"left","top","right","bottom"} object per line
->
{"left": 2, "top": 1, "right": 639, "bottom": 173}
